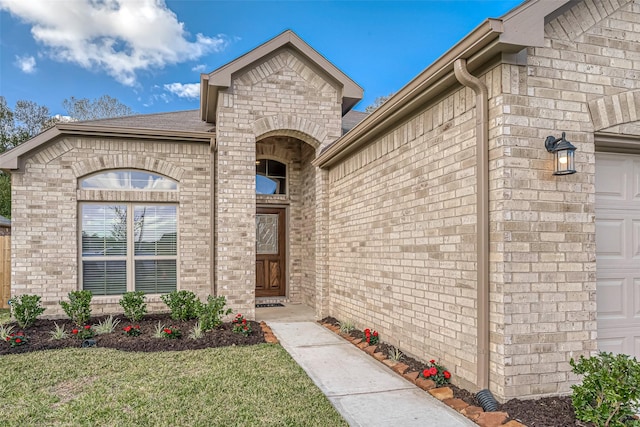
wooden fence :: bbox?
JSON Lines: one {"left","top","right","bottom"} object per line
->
{"left": 0, "top": 235, "right": 9, "bottom": 309}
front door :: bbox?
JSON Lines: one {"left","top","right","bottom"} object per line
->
{"left": 256, "top": 207, "right": 286, "bottom": 297}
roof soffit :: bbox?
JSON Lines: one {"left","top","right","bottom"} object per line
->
{"left": 315, "top": 0, "right": 576, "bottom": 168}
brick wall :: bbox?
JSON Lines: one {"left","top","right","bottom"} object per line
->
{"left": 327, "top": 83, "right": 485, "bottom": 393}
{"left": 215, "top": 47, "right": 342, "bottom": 317}
{"left": 492, "top": 0, "right": 640, "bottom": 399}
{"left": 324, "top": 0, "right": 640, "bottom": 401}
{"left": 10, "top": 136, "right": 211, "bottom": 316}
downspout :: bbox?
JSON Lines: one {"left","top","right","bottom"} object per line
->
{"left": 453, "top": 59, "right": 491, "bottom": 395}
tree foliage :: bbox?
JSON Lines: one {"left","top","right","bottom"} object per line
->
{"left": 0, "top": 94, "right": 134, "bottom": 218}
{"left": 62, "top": 95, "right": 134, "bottom": 121}
{"left": 364, "top": 93, "right": 394, "bottom": 113}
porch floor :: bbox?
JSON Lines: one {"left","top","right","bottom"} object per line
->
{"left": 255, "top": 302, "right": 315, "bottom": 322}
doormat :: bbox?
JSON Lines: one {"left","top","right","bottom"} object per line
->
{"left": 256, "top": 303, "right": 285, "bottom": 308}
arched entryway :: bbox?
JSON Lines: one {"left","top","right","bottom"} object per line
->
{"left": 255, "top": 135, "right": 320, "bottom": 309}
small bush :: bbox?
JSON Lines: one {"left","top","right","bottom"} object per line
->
{"left": 93, "top": 315, "right": 120, "bottom": 335}
{"left": 161, "top": 290, "right": 201, "bottom": 321}
{"left": 49, "top": 323, "right": 68, "bottom": 340}
{"left": 119, "top": 292, "right": 147, "bottom": 322}
{"left": 338, "top": 319, "right": 355, "bottom": 334}
{"left": 570, "top": 351, "right": 640, "bottom": 427}
{"left": 198, "top": 296, "right": 232, "bottom": 332}
{"left": 59, "top": 291, "right": 93, "bottom": 326}
{"left": 188, "top": 322, "right": 203, "bottom": 340}
{"left": 0, "top": 323, "right": 15, "bottom": 342}
{"left": 10, "top": 294, "right": 46, "bottom": 328}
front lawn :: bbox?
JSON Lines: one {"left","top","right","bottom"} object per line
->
{"left": 0, "top": 308, "right": 9, "bottom": 324}
{"left": 0, "top": 344, "right": 347, "bottom": 426}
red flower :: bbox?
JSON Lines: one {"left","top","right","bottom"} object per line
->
{"left": 444, "top": 371, "right": 451, "bottom": 379}
{"left": 429, "top": 367, "right": 438, "bottom": 376}
{"left": 364, "top": 328, "right": 370, "bottom": 334}
{"left": 423, "top": 369, "right": 431, "bottom": 377}
{"left": 430, "top": 359, "right": 436, "bottom": 364}
{"left": 124, "top": 326, "right": 132, "bottom": 332}
{"left": 84, "top": 325, "right": 91, "bottom": 330}
{"left": 15, "top": 338, "right": 21, "bottom": 343}
{"left": 72, "top": 329, "right": 79, "bottom": 334}
{"left": 373, "top": 331, "right": 378, "bottom": 336}
{"left": 5, "top": 336, "right": 9, "bottom": 341}
{"left": 242, "top": 319, "right": 247, "bottom": 325}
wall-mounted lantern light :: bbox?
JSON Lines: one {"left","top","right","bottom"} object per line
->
{"left": 544, "top": 132, "right": 577, "bottom": 175}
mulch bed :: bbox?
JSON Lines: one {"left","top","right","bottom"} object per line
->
{"left": 321, "top": 316, "right": 591, "bottom": 427}
{"left": 1, "top": 313, "right": 265, "bottom": 356}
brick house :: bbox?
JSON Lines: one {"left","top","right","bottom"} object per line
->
{"left": 1, "top": 0, "right": 639, "bottom": 401}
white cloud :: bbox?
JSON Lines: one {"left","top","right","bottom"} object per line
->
{"left": 0, "top": 0, "right": 228, "bottom": 86}
{"left": 15, "top": 55, "right": 36, "bottom": 73}
{"left": 164, "top": 82, "right": 200, "bottom": 99}
{"left": 191, "top": 64, "right": 206, "bottom": 72}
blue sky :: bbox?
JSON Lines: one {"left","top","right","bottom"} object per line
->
{"left": 0, "top": 0, "right": 522, "bottom": 117}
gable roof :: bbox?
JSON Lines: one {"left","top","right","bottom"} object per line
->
{"left": 0, "top": 110, "right": 215, "bottom": 171}
{"left": 200, "top": 29, "right": 363, "bottom": 123}
{"left": 315, "top": 0, "right": 575, "bottom": 167}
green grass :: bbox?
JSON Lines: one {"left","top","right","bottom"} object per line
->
{"left": 0, "top": 345, "right": 347, "bottom": 426}
{"left": 0, "top": 308, "right": 10, "bottom": 324}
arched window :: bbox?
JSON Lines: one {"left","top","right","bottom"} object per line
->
{"left": 79, "top": 170, "right": 177, "bottom": 296}
{"left": 80, "top": 170, "right": 177, "bottom": 191}
{"left": 256, "top": 159, "right": 286, "bottom": 195}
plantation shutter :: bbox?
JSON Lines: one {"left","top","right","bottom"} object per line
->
{"left": 133, "top": 205, "right": 177, "bottom": 294}
{"left": 81, "top": 205, "right": 128, "bottom": 295}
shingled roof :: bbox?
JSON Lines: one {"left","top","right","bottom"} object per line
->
{"left": 79, "top": 110, "right": 214, "bottom": 133}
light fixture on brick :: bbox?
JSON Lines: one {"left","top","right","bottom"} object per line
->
{"left": 544, "top": 132, "right": 577, "bottom": 175}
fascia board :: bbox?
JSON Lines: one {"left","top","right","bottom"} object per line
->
{"left": 315, "top": 0, "right": 576, "bottom": 168}
{"left": 0, "top": 124, "right": 214, "bottom": 171}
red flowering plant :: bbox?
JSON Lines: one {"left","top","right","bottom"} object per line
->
{"left": 420, "top": 359, "right": 452, "bottom": 387}
{"left": 6, "top": 331, "right": 28, "bottom": 347}
{"left": 363, "top": 328, "right": 379, "bottom": 345}
{"left": 232, "top": 314, "right": 252, "bottom": 337}
{"left": 161, "top": 327, "right": 182, "bottom": 339}
{"left": 123, "top": 325, "right": 142, "bottom": 337}
{"left": 71, "top": 325, "right": 94, "bottom": 340}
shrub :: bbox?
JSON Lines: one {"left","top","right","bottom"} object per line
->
{"left": 59, "top": 291, "right": 93, "bottom": 326}
{"left": 70, "top": 325, "right": 94, "bottom": 340}
{"left": 122, "top": 325, "right": 141, "bottom": 337}
{"left": 570, "top": 352, "right": 640, "bottom": 427}
{"left": 11, "top": 294, "right": 46, "bottom": 328}
{"left": 198, "top": 296, "right": 232, "bottom": 332}
{"left": 188, "top": 322, "right": 203, "bottom": 340}
{"left": 420, "top": 359, "right": 451, "bottom": 387}
{"left": 161, "top": 327, "right": 181, "bottom": 339}
{"left": 93, "top": 315, "right": 120, "bottom": 335}
{"left": 161, "top": 290, "right": 201, "bottom": 321}
{"left": 119, "top": 292, "right": 147, "bottom": 322}
{"left": 232, "top": 313, "right": 252, "bottom": 337}
{"left": 6, "top": 331, "right": 28, "bottom": 347}
{"left": 49, "top": 323, "right": 68, "bottom": 340}
{"left": 363, "top": 328, "right": 379, "bottom": 345}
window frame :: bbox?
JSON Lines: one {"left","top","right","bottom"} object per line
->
{"left": 256, "top": 158, "right": 288, "bottom": 195}
{"left": 79, "top": 169, "right": 178, "bottom": 191}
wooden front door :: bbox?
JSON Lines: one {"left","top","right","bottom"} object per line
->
{"left": 256, "top": 207, "right": 286, "bottom": 297}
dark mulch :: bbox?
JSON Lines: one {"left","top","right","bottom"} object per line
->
{"left": 1, "top": 313, "right": 265, "bottom": 356}
{"left": 321, "top": 317, "right": 590, "bottom": 427}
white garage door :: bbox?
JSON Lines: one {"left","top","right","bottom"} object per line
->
{"left": 595, "top": 152, "right": 640, "bottom": 359}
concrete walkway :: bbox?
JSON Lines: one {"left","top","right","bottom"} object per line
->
{"left": 266, "top": 319, "right": 476, "bottom": 427}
